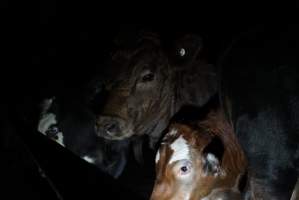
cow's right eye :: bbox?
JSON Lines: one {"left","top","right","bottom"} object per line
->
{"left": 46, "top": 126, "right": 60, "bottom": 139}
{"left": 178, "top": 160, "right": 192, "bottom": 176}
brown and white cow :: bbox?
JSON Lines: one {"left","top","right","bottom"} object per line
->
{"left": 151, "top": 105, "right": 247, "bottom": 200}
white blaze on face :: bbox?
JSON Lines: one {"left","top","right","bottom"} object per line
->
{"left": 155, "top": 129, "right": 176, "bottom": 163}
{"left": 38, "top": 113, "right": 57, "bottom": 135}
{"left": 83, "top": 156, "right": 95, "bottom": 164}
{"left": 37, "top": 112, "right": 65, "bottom": 147}
{"left": 169, "top": 134, "right": 190, "bottom": 164}
{"left": 153, "top": 129, "right": 195, "bottom": 200}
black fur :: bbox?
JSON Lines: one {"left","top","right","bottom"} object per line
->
{"left": 220, "top": 23, "right": 299, "bottom": 199}
{"left": 39, "top": 93, "right": 131, "bottom": 178}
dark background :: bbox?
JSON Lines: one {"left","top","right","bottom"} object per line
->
{"left": 1, "top": 1, "right": 298, "bottom": 199}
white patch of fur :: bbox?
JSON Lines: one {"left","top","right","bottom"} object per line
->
{"left": 207, "top": 153, "right": 218, "bottom": 164}
{"left": 168, "top": 128, "right": 178, "bottom": 136}
{"left": 205, "top": 153, "right": 225, "bottom": 177}
{"left": 169, "top": 135, "right": 190, "bottom": 164}
{"left": 160, "top": 128, "right": 177, "bottom": 145}
{"left": 83, "top": 156, "right": 95, "bottom": 164}
{"left": 155, "top": 150, "right": 160, "bottom": 163}
{"left": 37, "top": 112, "right": 65, "bottom": 147}
{"left": 38, "top": 113, "right": 57, "bottom": 135}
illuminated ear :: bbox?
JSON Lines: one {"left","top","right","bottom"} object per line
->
{"left": 173, "top": 34, "right": 203, "bottom": 63}
{"left": 202, "top": 136, "right": 225, "bottom": 176}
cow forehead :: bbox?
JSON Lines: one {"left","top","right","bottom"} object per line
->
{"left": 168, "top": 135, "right": 190, "bottom": 164}
{"left": 156, "top": 128, "right": 191, "bottom": 165}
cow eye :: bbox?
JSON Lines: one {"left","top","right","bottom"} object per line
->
{"left": 46, "top": 126, "right": 60, "bottom": 139}
{"left": 141, "top": 72, "right": 155, "bottom": 82}
{"left": 179, "top": 160, "right": 192, "bottom": 176}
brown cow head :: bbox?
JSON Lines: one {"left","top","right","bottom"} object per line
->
{"left": 95, "top": 32, "right": 173, "bottom": 143}
{"left": 151, "top": 109, "right": 247, "bottom": 200}
{"left": 95, "top": 31, "right": 217, "bottom": 147}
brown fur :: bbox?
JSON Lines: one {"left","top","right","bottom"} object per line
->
{"left": 95, "top": 32, "right": 217, "bottom": 148}
{"left": 151, "top": 107, "right": 247, "bottom": 200}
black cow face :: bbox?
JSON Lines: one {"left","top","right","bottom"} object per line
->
{"left": 37, "top": 97, "right": 130, "bottom": 178}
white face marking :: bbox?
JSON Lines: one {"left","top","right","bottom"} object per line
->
{"left": 38, "top": 113, "right": 57, "bottom": 135}
{"left": 169, "top": 135, "right": 190, "bottom": 164}
{"left": 161, "top": 128, "right": 178, "bottom": 145}
{"left": 155, "top": 150, "right": 160, "bottom": 163}
{"left": 37, "top": 112, "right": 65, "bottom": 147}
{"left": 83, "top": 156, "right": 95, "bottom": 164}
{"left": 179, "top": 48, "right": 186, "bottom": 57}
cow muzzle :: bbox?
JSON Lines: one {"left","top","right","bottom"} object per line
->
{"left": 95, "top": 115, "right": 134, "bottom": 140}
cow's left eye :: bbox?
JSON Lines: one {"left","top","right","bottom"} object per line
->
{"left": 141, "top": 72, "right": 155, "bottom": 82}
{"left": 46, "top": 126, "right": 60, "bottom": 139}
{"left": 178, "top": 160, "right": 192, "bottom": 176}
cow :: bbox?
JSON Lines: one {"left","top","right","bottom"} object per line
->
{"left": 37, "top": 94, "right": 132, "bottom": 178}
{"left": 220, "top": 23, "right": 299, "bottom": 199}
{"left": 94, "top": 31, "right": 218, "bottom": 149}
{"left": 150, "top": 98, "right": 248, "bottom": 200}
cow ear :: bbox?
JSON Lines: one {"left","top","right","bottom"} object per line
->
{"left": 202, "top": 136, "right": 225, "bottom": 176}
{"left": 40, "top": 97, "right": 55, "bottom": 115}
{"left": 173, "top": 34, "right": 203, "bottom": 63}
